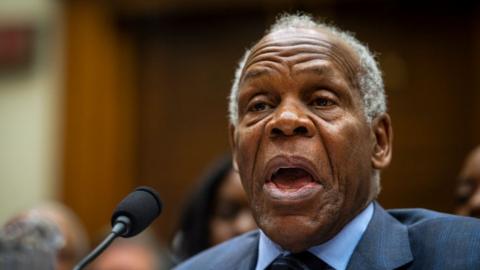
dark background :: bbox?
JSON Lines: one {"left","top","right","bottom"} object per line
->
{"left": 61, "top": 0, "right": 480, "bottom": 242}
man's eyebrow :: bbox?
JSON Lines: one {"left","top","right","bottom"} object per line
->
{"left": 242, "top": 69, "right": 270, "bottom": 82}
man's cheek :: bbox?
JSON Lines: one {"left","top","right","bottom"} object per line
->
{"left": 237, "top": 130, "right": 259, "bottom": 164}
{"left": 237, "top": 130, "right": 262, "bottom": 194}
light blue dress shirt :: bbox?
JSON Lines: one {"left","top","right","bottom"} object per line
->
{"left": 255, "top": 202, "right": 374, "bottom": 270}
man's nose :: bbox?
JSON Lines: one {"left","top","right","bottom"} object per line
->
{"left": 266, "top": 101, "right": 315, "bottom": 138}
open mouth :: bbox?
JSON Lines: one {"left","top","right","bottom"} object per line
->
{"left": 263, "top": 156, "right": 323, "bottom": 201}
{"left": 269, "top": 167, "right": 316, "bottom": 191}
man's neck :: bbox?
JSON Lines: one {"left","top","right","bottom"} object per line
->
{"left": 256, "top": 202, "right": 375, "bottom": 270}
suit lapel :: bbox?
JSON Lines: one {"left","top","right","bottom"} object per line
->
{"left": 347, "top": 202, "right": 413, "bottom": 270}
{"left": 223, "top": 230, "right": 259, "bottom": 270}
{"left": 237, "top": 242, "right": 259, "bottom": 270}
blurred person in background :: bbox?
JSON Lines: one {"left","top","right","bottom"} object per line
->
{"left": 171, "top": 155, "right": 256, "bottom": 263}
{"left": 0, "top": 209, "right": 64, "bottom": 270}
{"left": 32, "top": 202, "right": 90, "bottom": 270}
{"left": 0, "top": 202, "right": 89, "bottom": 270}
{"left": 456, "top": 145, "right": 480, "bottom": 218}
{"left": 90, "top": 229, "right": 170, "bottom": 270}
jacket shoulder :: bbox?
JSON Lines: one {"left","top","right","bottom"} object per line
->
{"left": 174, "top": 230, "right": 259, "bottom": 270}
{"left": 388, "top": 207, "right": 480, "bottom": 231}
{"left": 388, "top": 208, "right": 480, "bottom": 268}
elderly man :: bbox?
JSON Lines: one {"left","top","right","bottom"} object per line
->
{"left": 175, "top": 14, "right": 480, "bottom": 270}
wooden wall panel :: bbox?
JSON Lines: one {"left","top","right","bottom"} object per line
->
{"left": 62, "top": 1, "right": 137, "bottom": 238}
{"left": 133, "top": 13, "right": 267, "bottom": 239}
{"left": 473, "top": 6, "right": 480, "bottom": 144}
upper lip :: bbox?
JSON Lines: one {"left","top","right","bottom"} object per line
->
{"left": 264, "top": 155, "right": 322, "bottom": 185}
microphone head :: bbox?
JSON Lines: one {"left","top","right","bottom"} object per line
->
{"left": 111, "top": 186, "right": 162, "bottom": 237}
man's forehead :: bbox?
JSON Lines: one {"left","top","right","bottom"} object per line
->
{"left": 242, "top": 27, "right": 360, "bottom": 87}
{"left": 252, "top": 27, "right": 349, "bottom": 53}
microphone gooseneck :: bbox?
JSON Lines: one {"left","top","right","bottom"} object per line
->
{"left": 73, "top": 186, "right": 162, "bottom": 270}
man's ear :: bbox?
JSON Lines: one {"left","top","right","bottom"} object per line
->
{"left": 371, "top": 113, "right": 393, "bottom": 169}
{"left": 228, "top": 124, "right": 239, "bottom": 172}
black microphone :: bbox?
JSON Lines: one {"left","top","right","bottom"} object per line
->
{"left": 73, "top": 186, "right": 162, "bottom": 270}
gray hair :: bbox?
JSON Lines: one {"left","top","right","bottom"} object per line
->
{"left": 0, "top": 212, "right": 64, "bottom": 270}
{"left": 228, "top": 13, "right": 386, "bottom": 126}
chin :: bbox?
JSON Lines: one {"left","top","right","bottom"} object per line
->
{"left": 259, "top": 215, "right": 330, "bottom": 252}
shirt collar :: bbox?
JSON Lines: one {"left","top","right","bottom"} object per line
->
{"left": 255, "top": 202, "right": 374, "bottom": 270}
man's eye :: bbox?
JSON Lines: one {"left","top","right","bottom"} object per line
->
{"left": 249, "top": 102, "right": 270, "bottom": 112}
{"left": 311, "top": 97, "right": 334, "bottom": 107}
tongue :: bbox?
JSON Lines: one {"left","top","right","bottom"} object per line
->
{"left": 272, "top": 168, "right": 314, "bottom": 190}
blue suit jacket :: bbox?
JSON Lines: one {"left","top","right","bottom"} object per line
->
{"left": 175, "top": 202, "right": 480, "bottom": 269}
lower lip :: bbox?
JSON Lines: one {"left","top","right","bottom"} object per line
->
{"left": 263, "top": 181, "right": 323, "bottom": 201}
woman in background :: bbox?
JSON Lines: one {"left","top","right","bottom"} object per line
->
{"left": 171, "top": 155, "right": 256, "bottom": 263}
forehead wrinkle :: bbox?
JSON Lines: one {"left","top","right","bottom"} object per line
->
{"left": 242, "top": 55, "right": 291, "bottom": 81}
{"left": 291, "top": 61, "right": 333, "bottom": 77}
{"left": 246, "top": 33, "right": 334, "bottom": 63}
{"left": 262, "top": 30, "right": 333, "bottom": 46}
{"left": 249, "top": 38, "right": 333, "bottom": 60}
{"left": 242, "top": 69, "right": 269, "bottom": 82}
{"left": 241, "top": 61, "right": 284, "bottom": 84}
{"left": 290, "top": 44, "right": 360, "bottom": 91}
{"left": 246, "top": 38, "right": 359, "bottom": 88}
{"left": 327, "top": 43, "right": 359, "bottom": 82}
{"left": 244, "top": 53, "right": 284, "bottom": 70}
{"left": 254, "top": 38, "right": 333, "bottom": 50}
{"left": 243, "top": 47, "right": 335, "bottom": 82}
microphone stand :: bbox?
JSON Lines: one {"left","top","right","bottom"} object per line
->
{"left": 73, "top": 216, "right": 131, "bottom": 270}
